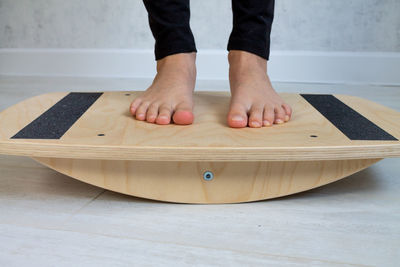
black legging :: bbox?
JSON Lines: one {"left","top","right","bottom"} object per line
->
{"left": 143, "top": 0, "right": 275, "bottom": 61}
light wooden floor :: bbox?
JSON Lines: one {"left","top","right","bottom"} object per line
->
{"left": 0, "top": 76, "right": 399, "bottom": 267}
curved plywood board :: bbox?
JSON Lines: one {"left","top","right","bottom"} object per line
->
{"left": 34, "top": 157, "right": 381, "bottom": 203}
{"left": 0, "top": 91, "right": 399, "bottom": 161}
{"left": 0, "top": 91, "right": 398, "bottom": 203}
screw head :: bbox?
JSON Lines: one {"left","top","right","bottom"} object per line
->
{"left": 203, "top": 171, "right": 214, "bottom": 181}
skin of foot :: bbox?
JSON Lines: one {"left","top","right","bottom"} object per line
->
{"left": 130, "top": 52, "right": 196, "bottom": 125}
{"left": 227, "top": 50, "right": 293, "bottom": 128}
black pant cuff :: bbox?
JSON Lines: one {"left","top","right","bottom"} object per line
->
{"left": 227, "top": 38, "right": 270, "bottom": 60}
{"left": 155, "top": 42, "right": 197, "bottom": 61}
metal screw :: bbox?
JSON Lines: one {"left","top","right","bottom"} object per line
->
{"left": 203, "top": 171, "right": 214, "bottom": 181}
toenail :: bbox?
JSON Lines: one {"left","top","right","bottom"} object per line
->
{"left": 231, "top": 115, "right": 244, "bottom": 121}
{"left": 263, "top": 120, "right": 271, "bottom": 126}
{"left": 285, "top": 115, "right": 290, "bottom": 121}
{"left": 276, "top": 119, "right": 284, "bottom": 124}
{"left": 251, "top": 121, "right": 261, "bottom": 127}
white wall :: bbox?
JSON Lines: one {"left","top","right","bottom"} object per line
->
{"left": 1, "top": 0, "right": 399, "bottom": 84}
{"left": 1, "top": 0, "right": 399, "bottom": 51}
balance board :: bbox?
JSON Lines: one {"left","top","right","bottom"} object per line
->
{"left": 0, "top": 91, "right": 399, "bottom": 204}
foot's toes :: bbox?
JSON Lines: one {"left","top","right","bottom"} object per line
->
{"left": 274, "top": 106, "right": 286, "bottom": 124}
{"left": 248, "top": 105, "right": 263, "bottom": 128}
{"left": 135, "top": 101, "right": 150, "bottom": 121}
{"left": 263, "top": 107, "right": 274, "bottom": 127}
{"left": 227, "top": 103, "right": 248, "bottom": 128}
{"left": 130, "top": 98, "right": 142, "bottom": 116}
{"left": 146, "top": 103, "right": 159, "bottom": 123}
{"left": 156, "top": 104, "right": 172, "bottom": 125}
{"left": 172, "top": 102, "right": 194, "bottom": 125}
{"left": 282, "top": 103, "right": 292, "bottom": 122}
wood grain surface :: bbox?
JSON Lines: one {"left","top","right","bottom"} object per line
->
{"left": 34, "top": 157, "right": 381, "bottom": 203}
{"left": 0, "top": 91, "right": 399, "bottom": 161}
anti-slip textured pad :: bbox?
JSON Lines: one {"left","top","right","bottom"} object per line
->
{"left": 301, "top": 94, "right": 398, "bottom": 141}
{"left": 12, "top": 92, "right": 103, "bottom": 139}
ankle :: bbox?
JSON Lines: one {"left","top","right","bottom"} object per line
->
{"left": 156, "top": 52, "right": 197, "bottom": 73}
{"left": 228, "top": 50, "right": 267, "bottom": 71}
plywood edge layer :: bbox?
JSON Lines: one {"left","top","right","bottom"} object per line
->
{"left": 1, "top": 142, "right": 399, "bottom": 161}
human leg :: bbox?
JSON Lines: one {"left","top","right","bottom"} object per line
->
{"left": 130, "top": 0, "right": 197, "bottom": 125}
{"left": 226, "top": 0, "right": 292, "bottom": 128}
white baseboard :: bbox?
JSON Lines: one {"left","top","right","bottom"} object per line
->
{"left": 1, "top": 49, "right": 399, "bottom": 85}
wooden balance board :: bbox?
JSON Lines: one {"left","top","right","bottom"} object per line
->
{"left": 0, "top": 91, "right": 399, "bottom": 204}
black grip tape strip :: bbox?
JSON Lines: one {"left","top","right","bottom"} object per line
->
{"left": 12, "top": 92, "right": 103, "bottom": 139}
{"left": 301, "top": 94, "right": 398, "bottom": 141}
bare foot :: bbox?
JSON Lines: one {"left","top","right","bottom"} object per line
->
{"left": 227, "top": 50, "right": 292, "bottom": 128}
{"left": 130, "top": 52, "right": 196, "bottom": 125}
